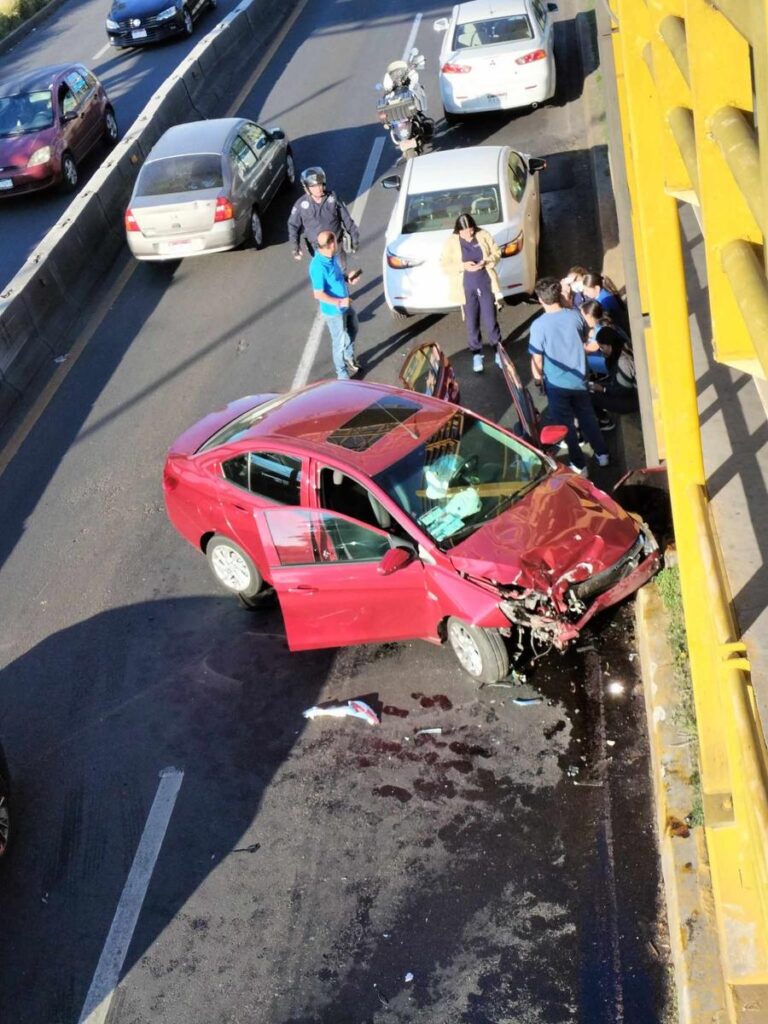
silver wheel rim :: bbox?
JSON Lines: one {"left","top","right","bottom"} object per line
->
{"left": 211, "top": 545, "right": 252, "bottom": 592}
{"left": 450, "top": 622, "right": 483, "bottom": 676}
{"left": 251, "top": 212, "right": 262, "bottom": 246}
{"left": 286, "top": 155, "right": 295, "bottom": 184}
{"left": 106, "top": 112, "right": 117, "bottom": 140}
{"left": 64, "top": 157, "right": 77, "bottom": 187}
{"left": 184, "top": 9, "right": 192, "bottom": 31}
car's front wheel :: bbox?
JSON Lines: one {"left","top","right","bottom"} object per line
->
{"left": 283, "top": 152, "right": 296, "bottom": 190}
{"left": 59, "top": 151, "right": 78, "bottom": 193}
{"left": 181, "top": 5, "right": 194, "bottom": 35}
{"left": 206, "top": 535, "right": 264, "bottom": 600}
{"left": 446, "top": 617, "right": 509, "bottom": 684}
{"left": 248, "top": 207, "right": 264, "bottom": 249}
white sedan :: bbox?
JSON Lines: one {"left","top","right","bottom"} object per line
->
{"left": 434, "top": 0, "right": 556, "bottom": 118}
{"left": 381, "top": 145, "right": 545, "bottom": 318}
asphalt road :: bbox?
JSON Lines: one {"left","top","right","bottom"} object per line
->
{"left": 0, "top": 0, "right": 673, "bottom": 1020}
{"left": 0, "top": 0, "right": 240, "bottom": 291}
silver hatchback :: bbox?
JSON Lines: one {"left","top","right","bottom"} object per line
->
{"left": 125, "top": 117, "right": 295, "bottom": 260}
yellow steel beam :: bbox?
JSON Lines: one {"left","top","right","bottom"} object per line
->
{"left": 649, "top": 2, "right": 695, "bottom": 196}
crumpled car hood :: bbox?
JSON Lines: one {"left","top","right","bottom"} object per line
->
{"left": 448, "top": 472, "right": 640, "bottom": 593}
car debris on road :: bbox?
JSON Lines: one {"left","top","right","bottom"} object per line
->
{"left": 302, "top": 700, "right": 380, "bottom": 726}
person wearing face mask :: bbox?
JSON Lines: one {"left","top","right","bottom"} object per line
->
{"left": 560, "top": 265, "right": 589, "bottom": 309}
{"left": 579, "top": 298, "right": 630, "bottom": 377}
{"left": 440, "top": 213, "right": 503, "bottom": 373}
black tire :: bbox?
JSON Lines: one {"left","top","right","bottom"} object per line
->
{"left": 248, "top": 207, "right": 264, "bottom": 249}
{"left": 443, "top": 107, "right": 461, "bottom": 124}
{"left": 208, "top": 0, "right": 217, "bottom": 8}
{"left": 181, "top": 5, "right": 194, "bottom": 35}
{"left": 103, "top": 106, "right": 119, "bottom": 148}
{"left": 390, "top": 306, "right": 410, "bottom": 321}
{"left": 283, "top": 152, "right": 296, "bottom": 191}
{"left": 0, "top": 770, "right": 10, "bottom": 858}
{"left": 446, "top": 617, "right": 509, "bottom": 684}
{"left": 59, "top": 151, "right": 78, "bottom": 193}
{"left": 206, "top": 535, "right": 263, "bottom": 600}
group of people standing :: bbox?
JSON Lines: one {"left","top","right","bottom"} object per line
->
{"left": 288, "top": 168, "right": 638, "bottom": 475}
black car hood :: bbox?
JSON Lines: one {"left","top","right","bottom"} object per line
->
{"left": 111, "top": 0, "right": 177, "bottom": 17}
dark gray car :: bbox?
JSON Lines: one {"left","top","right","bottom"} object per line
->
{"left": 125, "top": 117, "right": 294, "bottom": 260}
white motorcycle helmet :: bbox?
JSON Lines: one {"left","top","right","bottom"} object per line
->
{"left": 383, "top": 60, "right": 410, "bottom": 92}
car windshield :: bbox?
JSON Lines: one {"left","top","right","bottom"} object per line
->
{"left": 402, "top": 186, "right": 501, "bottom": 232}
{"left": 136, "top": 154, "right": 223, "bottom": 197}
{"left": 452, "top": 15, "right": 533, "bottom": 49}
{"left": 373, "top": 410, "right": 549, "bottom": 549}
{"left": 0, "top": 91, "right": 53, "bottom": 136}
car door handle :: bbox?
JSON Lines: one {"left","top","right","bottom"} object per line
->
{"left": 287, "top": 585, "right": 317, "bottom": 595}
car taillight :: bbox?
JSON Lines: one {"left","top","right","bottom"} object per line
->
{"left": 441, "top": 62, "right": 471, "bottom": 73}
{"left": 124, "top": 209, "right": 139, "bottom": 232}
{"left": 516, "top": 49, "right": 547, "bottom": 64}
{"left": 501, "top": 232, "right": 524, "bottom": 256}
{"left": 214, "top": 197, "right": 234, "bottom": 222}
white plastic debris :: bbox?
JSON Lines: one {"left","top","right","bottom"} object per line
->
{"left": 607, "top": 680, "right": 625, "bottom": 696}
{"left": 302, "top": 699, "right": 380, "bottom": 726}
{"left": 404, "top": 972, "right": 414, "bottom": 983}
{"left": 416, "top": 727, "right": 442, "bottom": 736}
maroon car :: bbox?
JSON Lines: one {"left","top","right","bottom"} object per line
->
{"left": 163, "top": 380, "right": 659, "bottom": 683}
{"left": 0, "top": 63, "right": 118, "bottom": 196}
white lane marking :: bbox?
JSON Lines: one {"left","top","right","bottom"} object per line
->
{"left": 290, "top": 135, "right": 385, "bottom": 390}
{"left": 91, "top": 42, "right": 112, "bottom": 63}
{"left": 402, "top": 13, "right": 422, "bottom": 60}
{"left": 78, "top": 767, "right": 184, "bottom": 1024}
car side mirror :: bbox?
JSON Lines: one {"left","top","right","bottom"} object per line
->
{"left": 61, "top": 111, "right": 77, "bottom": 124}
{"left": 433, "top": 17, "right": 449, "bottom": 30}
{"left": 528, "top": 157, "right": 547, "bottom": 173}
{"left": 382, "top": 175, "right": 401, "bottom": 190}
{"left": 540, "top": 424, "right": 568, "bottom": 447}
{"left": 378, "top": 546, "right": 415, "bottom": 575}
{"left": 269, "top": 127, "right": 285, "bottom": 140}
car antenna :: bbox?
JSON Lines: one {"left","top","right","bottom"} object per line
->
{"left": 373, "top": 399, "right": 420, "bottom": 441}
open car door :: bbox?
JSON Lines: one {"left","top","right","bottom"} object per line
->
{"left": 256, "top": 507, "right": 437, "bottom": 651}
{"left": 496, "top": 344, "right": 542, "bottom": 445}
{"left": 399, "top": 341, "right": 460, "bottom": 403}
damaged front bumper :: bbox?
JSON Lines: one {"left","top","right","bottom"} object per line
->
{"left": 499, "top": 529, "right": 661, "bottom": 648}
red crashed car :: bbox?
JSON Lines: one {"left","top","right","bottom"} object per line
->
{"left": 163, "top": 380, "right": 659, "bottom": 683}
{"left": 0, "top": 64, "right": 118, "bottom": 196}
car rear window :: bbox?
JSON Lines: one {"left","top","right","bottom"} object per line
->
{"left": 327, "top": 396, "right": 422, "bottom": 452}
{"left": 403, "top": 186, "right": 501, "bottom": 233}
{"left": 453, "top": 15, "right": 533, "bottom": 48}
{"left": 136, "top": 154, "right": 223, "bottom": 197}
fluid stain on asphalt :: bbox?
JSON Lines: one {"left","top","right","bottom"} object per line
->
{"left": 381, "top": 704, "right": 409, "bottom": 718}
{"left": 449, "top": 741, "right": 492, "bottom": 759}
{"left": 373, "top": 785, "right": 412, "bottom": 803}
{"left": 411, "top": 692, "right": 453, "bottom": 710}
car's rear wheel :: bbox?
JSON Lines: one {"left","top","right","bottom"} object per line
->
{"left": 248, "top": 207, "right": 264, "bottom": 249}
{"left": 59, "top": 151, "right": 78, "bottom": 193}
{"left": 103, "top": 106, "right": 119, "bottom": 148}
{"left": 182, "top": 5, "right": 194, "bottom": 35}
{"left": 206, "top": 535, "right": 264, "bottom": 600}
{"left": 446, "top": 617, "right": 509, "bottom": 684}
{"left": 0, "top": 770, "right": 10, "bottom": 857}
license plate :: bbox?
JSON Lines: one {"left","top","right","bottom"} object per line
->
{"left": 0, "top": 179, "right": 13, "bottom": 190}
{"left": 131, "top": 28, "right": 147, "bottom": 38}
{"left": 159, "top": 238, "right": 201, "bottom": 255}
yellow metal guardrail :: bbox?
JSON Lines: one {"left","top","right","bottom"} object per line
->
{"left": 607, "top": 0, "right": 768, "bottom": 1018}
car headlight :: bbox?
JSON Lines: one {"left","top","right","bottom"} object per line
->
{"left": 500, "top": 231, "right": 524, "bottom": 257}
{"left": 27, "top": 147, "right": 51, "bottom": 167}
{"left": 156, "top": 5, "right": 178, "bottom": 18}
{"left": 106, "top": 16, "right": 119, "bottom": 28}
{"left": 386, "top": 250, "right": 423, "bottom": 269}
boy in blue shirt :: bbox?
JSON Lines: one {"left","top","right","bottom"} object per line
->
{"left": 309, "top": 231, "right": 361, "bottom": 380}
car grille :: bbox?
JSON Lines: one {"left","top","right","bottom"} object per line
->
{"left": 570, "top": 533, "right": 646, "bottom": 602}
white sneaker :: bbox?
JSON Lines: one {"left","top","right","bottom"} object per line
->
{"left": 473, "top": 353, "right": 484, "bottom": 373}
{"left": 595, "top": 453, "right": 610, "bottom": 467}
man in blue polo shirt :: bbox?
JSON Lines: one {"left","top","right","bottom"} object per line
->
{"left": 528, "top": 277, "right": 609, "bottom": 473}
{"left": 309, "top": 230, "right": 361, "bottom": 380}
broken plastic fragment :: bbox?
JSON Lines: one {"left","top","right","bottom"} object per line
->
{"left": 416, "top": 727, "right": 442, "bottom": 736}
{"left": 513, "top": 697, "right": 542, "bottom": 706}
{"left": 302, "top": 699, "right": 380, "bottom": 725}
{"left": 404, "top": 972, "right": 414, "bottom": 983}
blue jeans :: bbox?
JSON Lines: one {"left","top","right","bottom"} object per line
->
{"left": 323, "top": 307, "right": 358, "bottom": 379}
{"left": 546, "top": 384, "right": 608, "bottom": 469}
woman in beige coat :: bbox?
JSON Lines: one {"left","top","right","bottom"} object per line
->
{"left": 440, "top": 213, "right": 503, "bottom": 373}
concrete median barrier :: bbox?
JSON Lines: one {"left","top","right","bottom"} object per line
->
{"left": 0, "top": 0, "right": 297, "bottom": 429}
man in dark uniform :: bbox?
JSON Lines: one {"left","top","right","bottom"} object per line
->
{"left": 288, "top": 167, "right": 360, "bottom": 264}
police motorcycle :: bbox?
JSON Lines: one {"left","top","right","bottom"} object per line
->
{"left": 375, "top": 49, "right": 435, "bottom": 159}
